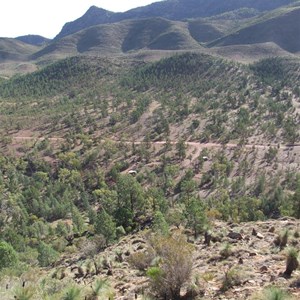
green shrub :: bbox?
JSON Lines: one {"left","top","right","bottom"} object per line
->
{"left": 95, "top": 209, "right": 116, "bottom": 244}
{"left": 220, "top": 242, "right": 233, "bottom": 259}
{"left": 221, "top": 267, "right": 243, "bottom": 291}
{"left": 62, "top": 285, "right": 81, "bottom": 300}
{"left": 87, "top": 279, "right": 114, "bottom": 300}
{"left": 116, "top": 226, "right": 126, "bottom": 238}
{"left": 152, "top": 211, "right": 169, "bottom": 236}
{"left": 37, "top": 242, "right": 59, "bottom": 267}
{"left": 0, "top": 240, "right": 18, "bottom": 270}
{"left": 274, "top": 229, "right": 289, "bottom": 249}
{"left": 13, "top": 286, "right": 36, "bottom": 300}
{"left": 252, "top": 286, "right": 293, "bottom": 300}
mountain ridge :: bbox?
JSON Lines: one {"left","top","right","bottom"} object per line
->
{"left": 54, "top": 0, "right": 298, "bottom": 40}
{"left": 55, "top": 6, "right": 115, "bottom": 41}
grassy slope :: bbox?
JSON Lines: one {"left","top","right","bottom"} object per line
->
{"left": 188, "top": 20, "right": 224, "bottom": 43}
{"left": 16, "top": 35, "right": 50, "bottom": 46}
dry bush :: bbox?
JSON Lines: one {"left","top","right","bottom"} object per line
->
{"left": 80, "top": 235, "right": 106, "bottom": 258}
{"left": 147, "top": 234, "right": 194, "bottom": 299}
{"left": 128, "top": 249, "right": 155, "bottom": 271}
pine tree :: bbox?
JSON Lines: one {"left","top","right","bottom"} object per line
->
{"left": 152, "top": 211, "right": 169, "bottom": 236}
{"left": 95, "top": 209, "right": 116, "bottom": 244}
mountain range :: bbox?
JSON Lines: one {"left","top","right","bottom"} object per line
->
{"left": 0, "top": 0, "right": 300, "bottom": 76}
{"left": 54, "top": 0, "right": 298, "bottom": 40}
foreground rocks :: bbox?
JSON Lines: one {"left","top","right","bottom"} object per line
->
{"left": 4, "top": 218, "right": 299, "bottom": 299}
{"left": 71, "top": 218, "right": 299, "bottom": 299}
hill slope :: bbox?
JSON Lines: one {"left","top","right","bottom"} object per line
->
{"left": 0, "top": 38, "right": 41, "bottom": 62}
{"left": 188, "top": 8, "right": 262, "bottom": 43}
{"left": 33, "top": 18, "right": 202, "bottom": 60}
{"left": 209, "top": 6, "right": 300, "bottom": 53}
{"left": 1, "top": 52, "right": 300, "bottom": 299}
{"left": 16, "top": 35, "right": 50, "bottom": 46}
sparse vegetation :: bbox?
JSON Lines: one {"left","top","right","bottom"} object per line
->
{"left": 252, "top": 286, "right": 293, "bottom": 300}
{"left": 0, "top": 2, "right": 300, "bottom": 298}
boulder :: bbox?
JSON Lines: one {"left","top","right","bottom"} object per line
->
{"left": 228, "top": 232, "right": 243, "bottom": 240}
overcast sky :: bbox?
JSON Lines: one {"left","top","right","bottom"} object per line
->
{"left": 0, "top": 0, "right": 163, "bottom": 39}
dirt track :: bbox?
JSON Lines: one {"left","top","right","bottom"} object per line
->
{"left": 10, "top": 136, "right": 300, "bottom": 150}
{"left": 12, "top": 136, "right": 64, "bottom": 141}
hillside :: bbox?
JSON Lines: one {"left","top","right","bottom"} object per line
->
{"left": 31, "top": 4, "right": 300, "bottom": 63}
{"left": 0, "top": 51, "right": 300, "bottom": 299}
{"left": 0, "top": 38, "right": 41, "bottom": 62}
{"left": 33, "top": 18, "right": 202, "bottom": 60}
{"left": 16, "top": 35, "right": 50, "bottom": 46}
{"left": 209, "top": 6, "right": 300, "bottom": 53}
{"left": 1, "top": 217, "right": 300, "bottom": 299}
{"left": 1, "top": 53, "right": 299, "bottom": 142}
{"left": 1, "top": 53, "right": 300, "bottom": 192}
{"left": 188, "top": 8, "right": 262, "bottom": 44}
{"left": 1, "top": 2, "right": 300, "bottom": 300}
